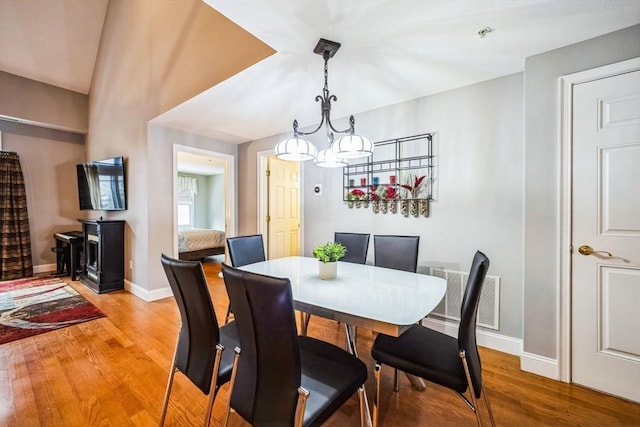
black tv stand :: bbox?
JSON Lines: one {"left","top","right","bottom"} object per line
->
{"left": 78, "top": 219, "right": 125, "bottom": 293}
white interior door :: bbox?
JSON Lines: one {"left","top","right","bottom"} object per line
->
{"left": 267, "top": 157, "right": 300, "bottom": 259}
{"left": 571, "top": 70, "right": 640, "bottom": 402}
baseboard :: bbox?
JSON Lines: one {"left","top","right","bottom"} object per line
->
{"left": 422, "top": 317, "right": 522, "bottom": 356}
{"left": 34, "top": 263, "right": 56, "bottom": 274}
{"left": 31, "top": 265, "right": 173, "bottom": 302}
{"left": 124, "top": 279, "right": 173, "bottom": 302}
{"left": 520, "top": 352, "right": 559, "bottom": 380}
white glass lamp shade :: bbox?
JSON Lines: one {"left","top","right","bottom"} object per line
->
{"left": 332, "top": 133, "right": 373, "bottom": 159}
{"left": 314, "top": 149, "right": 348, "bottom": 168}
{"left": 275, "top": 137, "right": 317, "bottom": 161}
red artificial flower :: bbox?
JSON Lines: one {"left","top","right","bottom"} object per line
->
{"left": 400, "top": 175, "right": 426, "bottom": 194}
{"left": 385, "top": 186, "right": 397, "bottom": 199}
{"left": 350, "top": 189, "right": 365, "bottom": 197}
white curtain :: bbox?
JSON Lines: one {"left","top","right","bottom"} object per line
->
{"left": 178, "top": 176, "right": 198, "bottom": 195}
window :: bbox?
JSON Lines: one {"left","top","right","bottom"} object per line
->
{"left": 177, "top": 190, "right": 194, "bottom": 228}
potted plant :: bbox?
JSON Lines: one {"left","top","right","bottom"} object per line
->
{"left": 312, "top": 241, "right": 347, "bottom": 280}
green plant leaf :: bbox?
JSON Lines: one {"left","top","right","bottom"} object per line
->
{"left": 312, "top": 241, "right": 347, "bottom": 263}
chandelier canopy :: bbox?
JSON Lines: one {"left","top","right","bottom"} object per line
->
{"left": 275, "top": 39, "right": 372, "bottom": 167}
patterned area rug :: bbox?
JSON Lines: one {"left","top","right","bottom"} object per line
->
{"left": 0, "top": 276, "right": 105, "bottom": 345}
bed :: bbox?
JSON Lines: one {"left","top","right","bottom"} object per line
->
{"left": 178, "top": 228, "right": 226, "bottom": 260}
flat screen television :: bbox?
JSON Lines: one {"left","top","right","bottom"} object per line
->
{"left": 76, "top": 156, "right": 127, "bottom": 211}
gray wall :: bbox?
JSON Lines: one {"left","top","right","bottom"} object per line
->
{"left": 306, "top": 73, "right": 524, "bottom": 340}
{"left": 238, "top": 22, "right": 639, "bottom": 350}
{"left": 0, "top": 73, "right": 88, "bottom": 270}
{"left": 0, "top": 71, "right": 88, "bottom": 133}
{"left": 208, "top": 174, "right": 226, "bottom": 231}
{"left": 1, "top": 121, "right": 86, "bottom": 268}
{"left": 146, "top": 125, "right": 236, "bottom": 293}
{"left": 87, "top": 0, "right": 254, "bottom": 296}
{"left": 240, "top": 73, "right": 525, "bottom": 341}
{"left": 523, "top": 24, "right": 640, "bottom": 359}
{"left": 175, "top": 172, "right": 225, "bottom": 230}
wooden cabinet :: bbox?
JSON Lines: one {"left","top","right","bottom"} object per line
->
{"left": 79, "top": 219, "right": 125, "bottom": 293}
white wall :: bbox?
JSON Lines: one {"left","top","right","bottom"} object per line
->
{"left": 523, "top": 24, "right": 640, "bottom": 360}
{"left": 1, "top": 121, "right": 86, "bottom": 269}
{"left": 209, "top": 174, "right": 226, "bottom": 231}
{"left": 237, "top": 73, "right": 524, "bottom": 342}
{"left": 87, "top": 0, "right": 269, "bottom": 298}
{"left": 146, "top": 124, "right": 236, "bottom": 296}
{"left": 303, "top": 73, "right": 524, "bottom": 340}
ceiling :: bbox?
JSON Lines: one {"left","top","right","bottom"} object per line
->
{"left": 177, "top": 151, "right": 225, "bottom": 176}
{"left": 1, "top": 0, "right": 640, "bottom": 146}
{"left": 0, "top": 0, "right": 108, "bottom": 94}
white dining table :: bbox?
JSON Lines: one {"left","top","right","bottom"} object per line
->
{"left": 236, "top": 256, "right": 447, "bottom": 427}
{"left": 237, "top": 256, "right": 447, "bottom": 340}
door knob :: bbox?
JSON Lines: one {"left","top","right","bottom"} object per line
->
{"left": 577, "top": 245, "right": 612, "bottom": 257}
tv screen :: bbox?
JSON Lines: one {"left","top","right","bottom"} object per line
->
{"left": 76, "top": 156, "right": 127, "bottom": 211}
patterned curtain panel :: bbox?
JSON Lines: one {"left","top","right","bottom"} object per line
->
{"left": 0, "top": 152, "right": 33, "bottom": 280}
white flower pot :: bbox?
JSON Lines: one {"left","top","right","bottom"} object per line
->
{"left": 318, "top": 261, "right": 337, "bottom": 280}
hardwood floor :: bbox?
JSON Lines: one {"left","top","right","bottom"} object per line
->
{"left": 2, "top": 260, "right": 639, "bottom": 426}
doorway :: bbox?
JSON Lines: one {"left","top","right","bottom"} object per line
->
{"left": 257, "top": 150, "right": 302, "bottom": 259}
{"left": 559, "top": 58, "right": 640, "bottom": 402}
{"left": 172, "top": 145, "right": 236, "bottom": 261}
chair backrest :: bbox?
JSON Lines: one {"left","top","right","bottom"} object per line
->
{"left": 373, "top": 235, "right": 420, "bottom": 272}
{"left": 221, "top": 263, "right": 301, "bottom": 425}
{"left": 226, "top": 234, "right": 266, "bottom": 267}
{"left": 458, "top": 250, "right": 490, "bottom": 398}
{"left": 161, "top": 253, "right": 221, "bottom": 394}
{"left": 334, "top": 232, "right": 370, "bottom": 264}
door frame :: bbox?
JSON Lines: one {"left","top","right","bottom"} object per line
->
{"left": 257, "top": 149, "right": 304, "bottom": 258}
{"left": 558, "top": 57, "right": 640, "bottom": 382}
{"left": 172, "top": 144, "right": 236, "bottom": 260}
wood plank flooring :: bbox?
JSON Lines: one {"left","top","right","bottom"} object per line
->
{"left": 1, "top": 260, "right": 639, "bottom": 426}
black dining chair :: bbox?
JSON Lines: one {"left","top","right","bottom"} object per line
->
{"left": 370, "top": 251, "right": 496, "bottom": 427}
{"left": 221, "top": 263, "right": 370, "bottom": 427}
{"left": 335, "top": 232, "right": 370, "bottom": 264}
{"left": 159, "top": 254, "right": 240, "bottom": 427}
{"left": 373, "top": 235, "right": 420, "bottom": 273}
{"left": 226, "top": 234, "right": 266, "bottom": 268}
{"left": 224, "top": 234, "right": 266, "bottom": 323}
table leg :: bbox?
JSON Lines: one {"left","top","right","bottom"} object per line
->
{"left": 299, "top": 312, "right": 309, "bottom": 336}
{"left": 405, "top": 373, "right": 426, "bottom": 391}
{"left": 344, "top": 324, "right": 372, "bottom": 427}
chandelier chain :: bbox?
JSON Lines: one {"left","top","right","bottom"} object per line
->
{"left": 293, "top": 50, "right": 353, "bottom": 138}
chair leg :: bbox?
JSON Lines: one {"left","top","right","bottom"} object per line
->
{"left": 222, "top": 347, "right": 241, "bottom": 427}
{"left": 358, "top": 385, "right": 372, "bottom": 427}
{"left": 393, "top": 369, "right": 399, "bottom": 392}
{"left": 204, "top": 344, "right": 224, "bottom": 427}
{"left": 481, "top": 386, "right": 497, "bottom": 427}
{"left": 159, "top": 340, "right": 180, "bottom": 426}
{"left": 460, "top": 350, "right": 490, "bottom": 427}
{"left": 373, "top": 363, "right": 381, "bottom": 427}
{"left": 294, "top": 387, "right": 310, "bottom": 427}
{"left": 224, "top": 305, "right": 232, "bottom": 324}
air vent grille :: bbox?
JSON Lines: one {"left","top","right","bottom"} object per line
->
{"left": 429, "top": 267, "right": 500, "bottom": 330}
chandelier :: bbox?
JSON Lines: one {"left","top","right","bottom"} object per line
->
{"left": 275, "top": 39, "right": 373, "bottom": 168}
